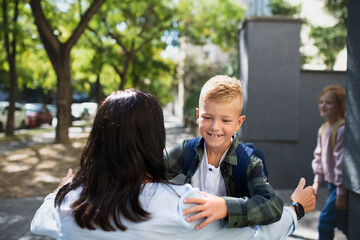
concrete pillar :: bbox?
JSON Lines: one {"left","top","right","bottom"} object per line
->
{"left": 343, "top": 0, "right": 360, "bottom": 239}
{"left": 238, "top": 17, "right": 302, "bottom": 141}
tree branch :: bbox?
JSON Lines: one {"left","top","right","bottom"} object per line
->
{"left": 11, "top": 0, "right": 19, "bottom": 60}
{"left": 137, "top": 4, "right": 154, "bottom": 38}
{"left": 66, "top": 0, "right": 105, "bottom": 52}
{"left": 30, "top": 0, "right": 61, "bottom": 56}
{"left": 108, "top": 30, "right": 129, "bottom": 54}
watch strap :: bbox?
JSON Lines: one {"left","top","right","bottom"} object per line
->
{"left": 288, "top": 202, "right": 305, "bottom": 220}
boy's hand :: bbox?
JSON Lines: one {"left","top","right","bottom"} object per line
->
{"left": 183, "top": 191, "right": 228, "bottom": 230}
{"left": 291, "top": 178, "right": 316, "bottom": 214}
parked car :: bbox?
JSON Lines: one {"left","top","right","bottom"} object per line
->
{"left": 46, "top": 104, "right": 57, "bottom": 117}
{"left": 80, "top": 102, "right": 98, "bottom": 120}
{"left": 0, "top": 101, "right": 28, "bottom": 132}
{"left": 25, "top": 103, "right": 53, "bottom": 127}
{"left": 71, "top": 103, "right": 85, "bottom": 121}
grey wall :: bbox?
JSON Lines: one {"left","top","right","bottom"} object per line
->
{"left": 238, "top": 17, "right": 346, "bottom": 188}
{"left": 239, "top": 17, "right": 302, "bottom": 141}
{"left": 343, "top": 0, "right": 360, "bottom": 238}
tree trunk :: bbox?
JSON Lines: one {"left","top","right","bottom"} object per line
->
{"left": 95, "top": 73, "right": 103, "bottom": 104}
{"left": 5, "top": 54, "right": 17, "bottom": 136}
{"left": 113, "top": 65, "right": 127, "bottom": 90}
{"left": 2, "top": 0, "right": 19, "bottom": 137}
{"left": 55, "top": 50, "right": 72, "bottom": 144}
{"left": 118, "top": 54, "right": 133, "bottom": 90}
{"left": 30, "top": 0, "right": 105, "bottom": 144}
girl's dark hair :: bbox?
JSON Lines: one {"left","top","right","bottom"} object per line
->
{"left": 55, "top": 89, "right": 167, "bottom": 231}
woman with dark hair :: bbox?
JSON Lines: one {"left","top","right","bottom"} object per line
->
{"left": 31, "top": 89, "right": 315, "bottom": 239}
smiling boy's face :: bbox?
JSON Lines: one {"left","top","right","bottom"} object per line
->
{"left": 196, "top": 96, "right": 245, "bottom": 153}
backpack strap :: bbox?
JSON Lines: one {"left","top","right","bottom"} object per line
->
{"left": 319, "top": 120, "right": 345, "bottom": 147}
{"left": 319, "top": 122, "right": 328, "bottom": 138}
{"left": 183, "top": 137, "right": 201, "bottom": 174}
{"left": 233, "top": 143, "right": 268, "bottom": 197}
{"left": 183, "top": 137, "right": 268, "bottom": 197}
{"left": 331, "top": 119, "right": 345, "bottom": 147}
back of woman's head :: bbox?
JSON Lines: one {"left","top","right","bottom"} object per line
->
{"left": 56, "top": 89, "right": 167, "bottom": 231}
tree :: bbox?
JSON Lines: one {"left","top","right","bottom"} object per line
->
{"left": 85, "top": 27, "right": 106, "bottom": 104}
{"left": 310, "top": 0, "right": 347, "bottom": 69}
{"left": 30, "top": 0, "right": 105, "bottom": 144}
{"left": 268, "top": 0, "right": 301, "bottom": 16}
{"left": 1, "top": 0, "right": 19, "bottom": 136}
{"left": 176, "top": 0, "right": 246, "bottom": 119}
{"left": 101, "top": 0, "right": 176, "bottom": 90}
{"left": 177, "top": 0, "right": 246, "bottom": 50}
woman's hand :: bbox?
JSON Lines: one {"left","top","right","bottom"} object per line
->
{"left": 53, "top": 169, "right": 74, "bottom": 193}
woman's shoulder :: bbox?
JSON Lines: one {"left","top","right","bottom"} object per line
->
{"left": 144, "top": 183, "right": 201, "bottom": 198}
{"left": 59, "top": 187, "right": 82, "bottom": 212}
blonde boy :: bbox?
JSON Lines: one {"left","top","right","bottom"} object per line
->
{"left": 166, "top": 75, "right": 284, "bottom": 229}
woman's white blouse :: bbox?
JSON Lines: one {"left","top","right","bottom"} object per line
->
{"left": 31, "top": 183, "right": 297, "bottom": 240}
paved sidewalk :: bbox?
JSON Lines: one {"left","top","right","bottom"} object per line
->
{"left": 0, "top": 110, "right": 347, "bottom": 240}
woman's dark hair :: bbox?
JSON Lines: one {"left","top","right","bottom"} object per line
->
{"left": 55, "top": 89, "right": 167, "bottom": 231}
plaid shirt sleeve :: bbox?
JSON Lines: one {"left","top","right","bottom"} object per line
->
{"left": 164, "top": 140, "right": 187, "bottom": 181}
{"left": 223, "top": 155, "right": 284, "bottom": 228}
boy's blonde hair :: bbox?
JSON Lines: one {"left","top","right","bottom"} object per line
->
{"left": 319, "top": 85, "right": 346, "bottom": 119}
{"left": 199, "top": 75, "right": 243, "bottom": 112}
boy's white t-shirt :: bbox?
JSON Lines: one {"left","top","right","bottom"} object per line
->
{"left": 191, "top": 141, "right": 230, "bottom": 196}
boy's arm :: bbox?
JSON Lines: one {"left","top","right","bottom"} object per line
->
{"left": 165, "top": 140, "right": 187, "bottom": 181}
{"left": 223, "top": 155, "right": 284, "bottom": 228}
{"left": 183, "top": 156, "right": 283, "bottom": 229}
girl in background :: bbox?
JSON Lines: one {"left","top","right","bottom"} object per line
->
{"left": 312, "top": 85, "right": 348, "bottom": 240}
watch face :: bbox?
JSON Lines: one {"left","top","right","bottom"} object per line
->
{"left": 297, "top": 202, "right": 305, "bottom": 217}
{"left": 289, "top": 202, "right": 305, "bottom": 220}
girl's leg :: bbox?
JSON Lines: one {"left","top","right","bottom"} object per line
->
{"left": 318, "top": 184, "right": 337, "bottom": 240}
{"left": 336, "top": 196, "right": 349, "bottom": 237}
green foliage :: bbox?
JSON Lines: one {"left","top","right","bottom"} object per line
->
{"left": 310, "top": 24, "right": 346, "bottom": 69}
{"left": 182, "top": 57, "right": 221, "bottom": 118}
{"left": 309, "top": 0, "right": 347, "bottom": 69}
{"left": 130, "top": 44, "right": 176, "bottom": 105}
{"left": 0, "top": 1, "right": 56, "bottom": 94}
{"left": 178, "top": 0, "right": 246, "bottom": 50}
{"left": 325, "top": 0, "right": 347, "bottom": 25}
{"left": 268, "top": 0, "right": 301, "bottom": 16}
{"left": 216, "top": 55, "right": 238, "bottom": 78}
{"left": 1, "top": 0, "right": 248, "bottom": 109}
{"left": 100, "top": 0, "right": 176, "bottom": 92}
{"left": 39, "top": 0, "right": 84, "bottom": 42}
{"left": 184, "top": 88, "right": 200, "bottom": 119}
{"left": 178, "top": 0, "right": 246, "bottom": 119}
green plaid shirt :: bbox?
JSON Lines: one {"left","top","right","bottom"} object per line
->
{"left": 165, "top": 135, "right": 284, "bottom": 228}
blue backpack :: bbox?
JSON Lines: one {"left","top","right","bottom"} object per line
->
{"left": 182, "top": 137, "right": 268, "bottom": 197}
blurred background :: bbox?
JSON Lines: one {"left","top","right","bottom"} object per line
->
{"left": 0, "top": 0, "right": 347, "bottom": 188}
{"left": 0, "top": 1, "right": 353, "bottom": 239}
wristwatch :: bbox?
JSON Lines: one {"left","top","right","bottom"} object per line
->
{"left": 288, "top": 202, "right": 305, "bottom": 220}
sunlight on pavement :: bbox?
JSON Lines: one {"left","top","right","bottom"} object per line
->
{"left": 33, "top": 172, "right": 59, "bottom": 184}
